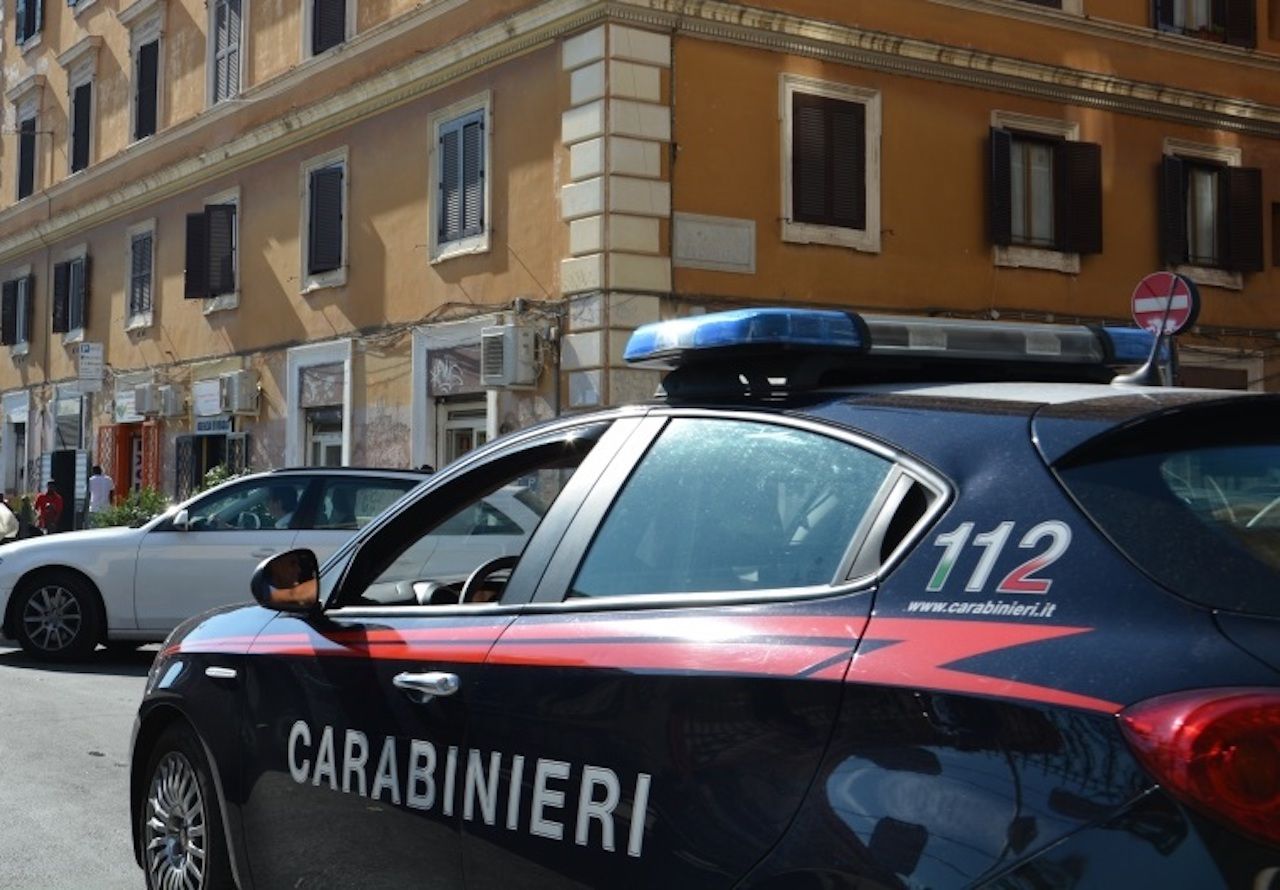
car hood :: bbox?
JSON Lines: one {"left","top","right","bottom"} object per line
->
{"left": 0, "top": 525, "right": 143, "bottom": 564}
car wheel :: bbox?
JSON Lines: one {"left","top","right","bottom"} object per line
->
{"left": 140, "top": 724, "right": 234, "bottom": 890}
{"left": 13, "top": 571, "right": 101, "bottom": 660}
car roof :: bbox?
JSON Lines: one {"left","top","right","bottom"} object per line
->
{"left": 264, "top": 467, "right": 430, "bottom": 478}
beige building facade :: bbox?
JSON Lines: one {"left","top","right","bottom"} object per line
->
{"left": 0, "top": 0, "right": 1277, "bottom": 505}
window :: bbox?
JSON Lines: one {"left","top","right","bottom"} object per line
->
{"left": 209, "top": 0, "right": 242, "bottom": 104}
{"left": 58, "top": 38, "right": 101, "bottom": 176}
{"left": 781, "top": 75, "right": 881, "bottom": 252}
{"left": 339, "top": 427, "right": 604, "bottom": 607}
{"left": 1159, "top": 145, "right": 1262, "bottom": 277}
{"left": 988, "top": 117, "right": 1102, "bottom": 266}
{"left": 52, "top": 254, "right": 89, "bottom": 338}
{"left": 429, "top": 94, "right": 490, "bottom": 261}
{"left": 1272, "top": 203, "right": 1279, "bottom": 268}
{"left": 16, "top": 114, "right": 37, "bottom": 200}
{"left": 1155, "top": 0, "right": 1256, "bottom": 46}
{"left": 306, "top": 406, "right": 342, "bottom": 467}
{"left": 185, "top": 192, "right": 238, "bottom": 304}
{"left": 300, "top": 149, "right": 347, "bottom": 290}
{"left": 69, "top": 81, "right": 92, "bottom": 173}
{"left": 14, "top": 0, "right": 41, "bottom": 46}
{"left": 310, "top": 0, "right": 347, "bottom": 55}
{"left": 571, "top": 419, "right": 895, "bottom": 598}
{"left": 127, "top": 221, "right": 155, "bottom": 329}
{"left": 315, "top": 478, "right": 417, "bottom": 531}
{"left": 134, "top": 39, "right": 159, "bottom": 140}
{"left": 0, "top": 273, "right": 34, "bottom": 352}
{"left": 183, "top": 477, "right": 309, "bottom": 531}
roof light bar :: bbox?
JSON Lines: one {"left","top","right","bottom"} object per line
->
{"left": 624, "top": 308, "right": 1160, "bottom": 374}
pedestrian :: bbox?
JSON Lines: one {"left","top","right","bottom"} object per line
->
{"left": 88, "top": 464, "right": 114, "bottom": 516}
{"left": 35, "top": 481, "right": 64, "bottom": 534}
{"left": 0, "top": 493, "right": 18, "bottom": 545}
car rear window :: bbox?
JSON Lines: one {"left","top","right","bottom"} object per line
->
{"left": 1053, "top": 402, "right": 1280, "bottom": 615}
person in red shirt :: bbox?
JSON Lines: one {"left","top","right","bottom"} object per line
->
{"left": 35, "top": 482, "right": 64, "bottom": 534}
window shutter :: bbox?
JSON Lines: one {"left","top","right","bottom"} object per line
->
{"left": 52, "top": 261, "right": 70, "bottom": 333}
{"left": 15, "top": 0, "right": 25, "bottom": 42}
{"left": 205, "top": 203, "right": 236, "bottom": 296}
{"left": 438, "top": 124, "right": 461, "bottom": 241}
{"left": 1225, "top": 166, "right": 1263, "bottom": 273}
{"left": 184, "top": 212, "right": 208, "bottom": 299}
{"left": 225, "top": 0, "right": 241, "bottom": 96}
{"left": 461, "top": 117, "right": 485, "bottom": 236}
{"left": 136, "top": 41, "right": 159, "bottom": 140}
{"left": 791, "top": 93, "right": 827, "bottom": 225}
{"left": 988, "top": 127, "right": 1013, "bottom": 247}
{"left": 1158, "top": 156, "right": 1188, "bottom": 266}
{"left": 213, "top": 0, "right": 228, "bottom": 101}
{"left": 77, "top": 255, "right": 91, "bottom": 330}
{"left": 1154, "top": 0, "right": 1176, "bottom": 28}
{"left": 829, "top": 101, "right": 866, "bottom": 230}
{"left": 0, "top": 280, "right": 16, "bottom": 346}
{"left": 312, "top": 0, "right": 345, "bottom": 55}
{"left": 308, "top": 166, "right": 344, "bottom": 275}
{"left": 21, "top": 276, "right": 33, "bottom": 343}
{"left": 18, "top": 119, "right": 36, "bottom": 200}
{"left": 1055, "top": 140, "right": 1103, "bottom": 255}
{"left": 32, "top": 0, "right": 40, "bottom": 36}
{"left": 71, "top": 82, "right": 92, "bottom": 173}
{"left": 131, "top": 232, "right": 153, "bottom": 314}
{"left": 1224, "top": 0, "right": 1256, "bottom": 47}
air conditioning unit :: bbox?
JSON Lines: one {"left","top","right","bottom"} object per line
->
{"left": 133, "top": 383, "right": 161, "bottom": 415}
{"left": 158, "top": 385, "right": 185, "bottom": 418}
{"left": 480, "top": 325, "right": 537, "bottom": 388}
{"left": 221, "top": 369, "right": 260, "bottom": 415}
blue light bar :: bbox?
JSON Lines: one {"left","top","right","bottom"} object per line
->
{"left": 623, "top": 308, "right": 865, "bottom": 365}
{"left": 1100, "top": 326, "right": 1168, "bottom": 364}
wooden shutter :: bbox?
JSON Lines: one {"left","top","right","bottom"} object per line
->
{"left": 71, "top": 82, "right": 92, "bottom": 172}
{"left": 791, "top": 93, "right": 865, "bottom": 230}
{"left": 52, "top": 261, "right": 70, "bottom": 333}
{"left": 75, "top": 256, "right": 90, "bottom": 330}
{"left": 135, "top": 41, "right": 159, "bottom": 140}
{"left": 1225, "top": 166, "right": 1263, "bottom": 273}
{"left": 1056, "top": 140, "right": 1103, "bottom": 255}
{"left": 1224, "top": 0, "right": 1256, "bottom": 47}
{"left": 308, "top": 166, "right": 343, "bottom": 274}
{"left": 213, "top": 0, "right": 240, "bottom": 101}
{"left": 0, "top": 280, "right": 16, "bottom": 346}
{"left": 461, "top": 117, "right": 485, "bottom": 237}
{"left": 225, "top": 0, "right": 241, "bottom": 96}
{"left": 21, "top": 275, "right": 33, "bottom": 343}
{"left": 438, "top": 123, "right": 461, "bottom": 241}
{"left": 988, "top": 128, "right": 1013, "bottom": 247}
{"left": 1158, "top": 156, "right": 1187, "bottom": 267}
{"left": 205, "top": 204, "right": 236, "bottom": 296}
{"left": 131, "top": 232, "right": 153, "bottom": 314}
{"left": 184, "top": 212, "right": 208, "bottom": 299}
{"left": 312, "top": 0, "right": 345, "bottom": 55}
{"left": 18, "top": 118, "right": 36, "bottom": 199}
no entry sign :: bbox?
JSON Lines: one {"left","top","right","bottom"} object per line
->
{"left": 1131, "top": 272, "right": 1199, "bottom": 335}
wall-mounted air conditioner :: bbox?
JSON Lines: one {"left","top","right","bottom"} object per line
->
{"left": 158, "top": 385, "right": 185, "bottom": 418}
{"left": 221, "top": 369, "right": 260, "bottom": 415}
{"left": 133, "top": 383, "right": 161, "bottom": 415}
{"left": 480, "top": 325, "right": 537, "bottom": 388}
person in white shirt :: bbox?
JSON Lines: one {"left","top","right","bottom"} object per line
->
{"left": 0, "top": 494, "right": 19, "bottom": 544}
{"left": 88, "top": 465, "right": 114, "bottom": 515}
{"left": 266, "top": 486, "right": 297, "bottom": 530}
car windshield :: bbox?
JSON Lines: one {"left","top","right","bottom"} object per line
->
{"left": 1054, "top": 402, "right": 1280, "bottom": 615}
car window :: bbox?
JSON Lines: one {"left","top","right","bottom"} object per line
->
{"left": 570, "top": 418, "right": 894, "bottom": 598}
{"left": 186, "top": 478, "right": 310, "bottom": 531}
{"left": 1054, "top": 403, "right": 1280, "bottom": 615}
{"left": 335, "top": 426, "right": 606, "bottom": 607}
{"left": 314, "top": 478, "right": 418, "bottom": 530}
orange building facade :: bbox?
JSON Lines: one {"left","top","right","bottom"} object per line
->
{"left": 0, "top": 0, "right": 1276, "bottom": 504}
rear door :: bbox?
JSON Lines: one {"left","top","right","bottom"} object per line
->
{"left": 297, "top": 474, "right": 421, "bottom": 559}
{"left": 236, "top": 417, "right": 646, "bottom": 888}
{"left": 464, "top": 412, "right": 939, "bottom": 887}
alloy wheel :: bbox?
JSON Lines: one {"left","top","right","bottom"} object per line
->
{"left": 144, "top": 751, "right": 209, "bottom": 890}
{"left": 20, "top": 584, "right": 83, "bottom": 653}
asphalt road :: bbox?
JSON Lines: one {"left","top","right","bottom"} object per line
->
{"left": 0, "top": 639, "right": 156, "bottom": 890}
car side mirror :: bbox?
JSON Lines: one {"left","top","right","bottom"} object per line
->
{"left": 171, "top": 509, "right": 190, "bottom": 531}
{"left": 251, "top": 548, "right": 321, "bottom": 613}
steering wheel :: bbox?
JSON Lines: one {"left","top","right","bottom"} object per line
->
{"left": 459, "top": 555, "right": 519, "bottom": 604}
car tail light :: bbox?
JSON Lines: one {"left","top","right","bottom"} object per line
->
{"left": 1119, "top": 688, "right": 1280, "bottom": 847}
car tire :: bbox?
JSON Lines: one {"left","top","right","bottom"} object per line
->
{"left": 140, "top": 723, "right": 235, "bottom": 890}
{"left": 12, "top": 570, "right": 101, "bottom": 661}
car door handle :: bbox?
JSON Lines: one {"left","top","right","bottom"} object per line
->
{"left": 392, "top": 671, "right": 460, "bottom": 704}
{"left": 250, "top": 548, "right": 276, "bottom": 559}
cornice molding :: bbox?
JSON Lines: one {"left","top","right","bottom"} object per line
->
{"left": 4, "top": 73, "right": 46, "bottom": 106}
{"left": 2, "top": 0, "right": 1279, "bottom": 265}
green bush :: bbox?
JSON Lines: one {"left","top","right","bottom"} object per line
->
{"left": 89, "top": 487, "right": 172, "bottom": 528}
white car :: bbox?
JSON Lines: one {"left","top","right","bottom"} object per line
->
{"left": 0, "top": 467, "right": 426, "bottom": 659}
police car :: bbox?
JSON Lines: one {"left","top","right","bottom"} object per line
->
{"left": 131, "top": 308, "right": 1280, "bottom": 890}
